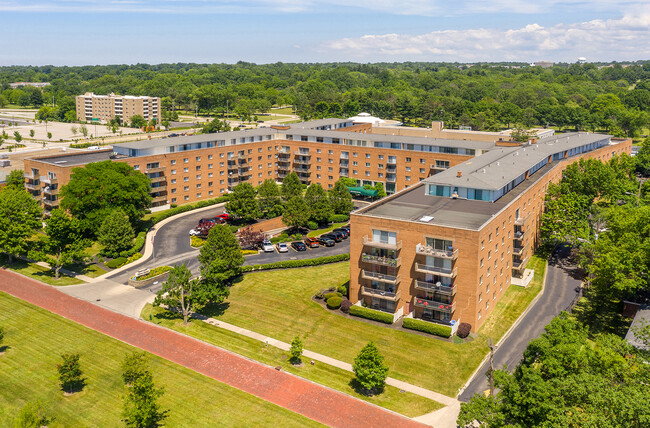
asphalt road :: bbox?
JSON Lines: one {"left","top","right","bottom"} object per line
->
{"left": 459, "top": 245, "right": 582, "bottom": 401}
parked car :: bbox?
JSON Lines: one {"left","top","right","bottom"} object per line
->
{"left": 322, "top": 232, "right": 343, "bottom": 243}
{"left": 291, "top": 241, "right": 307, "bottom": 251}
{"left": 304, "top": 237, "right": 320, "bottom": 248}
{"left": 217, "top": 213, "right": 231, "bottom": 221}
{"left": 317, "top": 237, "right": 336, "bottom": 247}
{"left": 332, "top": 228, "right": 349, "bottom": 238}
{"left": 262, "top": 240, "right": 274, "bottom": 252}
{"left": 189, "top": 229, "right": 201, "bottom": 236}
{"left": 168, "top": 133, "right": 179, "bottom": 137}
{"left": 277, "top": 242, "right": 289, "bottom": 253}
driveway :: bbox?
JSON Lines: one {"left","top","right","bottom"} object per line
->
{"left": 459, "top": 245, "right": 582, "bottom": 401}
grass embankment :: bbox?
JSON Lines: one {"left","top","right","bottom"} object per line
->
{"left": 0, "top": 293, "right": 322, "bottom": 427}
{"left": 306, "top": 222, "right": 348, "bottom": 238}
{"left": 1, "top": 258, "right": 82, "bottom": 286}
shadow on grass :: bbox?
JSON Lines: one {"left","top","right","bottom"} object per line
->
{"left": 348, "top": 378, "right": 385, "bottom": 397}
{"left": 200, "top": 301, "right": 231, "bottom": 318}
{"left": 572, "top": 289, "right": 631, "bottom": 337}
{"left": 152, "top": 308, "right": 184, "bottom": 322}
{"left": 62, "top": 378, "right": 87, "bottom": 395}
{"left": 0, "top": 345, "right": 11, "bottom": 353}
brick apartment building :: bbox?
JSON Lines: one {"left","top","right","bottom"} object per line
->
{"left": 349, "top": 133, "right": 631, "bottom": 331}
{"left": 75, "top": 92, "right": 161, "bottom": 124}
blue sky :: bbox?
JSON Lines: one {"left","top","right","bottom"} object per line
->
{"left": 1, "top": 0, "right": 648, "bottom": 65}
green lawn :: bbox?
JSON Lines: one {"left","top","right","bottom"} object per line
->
{"left": 142, "top": 304, "right": 442, "bottom": 417}
{"left": 1, "top": 259, "right": 83, "bottom": 286}
{"left": 64, "top": 263, "right": 107, "bottom": 279}
{"left": 0, "top": 293, "right": 322, "bottom": 427}
{"left": 270, "top": 107, "right": 295, "bottom": 115}
{"left": 306, "top": 222, "right": 349, "bottom": 238}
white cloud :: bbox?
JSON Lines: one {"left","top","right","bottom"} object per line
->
{"left": 322, "top": 11, "right": 650, "bottom": 62}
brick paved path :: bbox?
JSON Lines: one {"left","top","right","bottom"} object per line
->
{"left": 0, "top": 270, "right": 424, "bottom": 428}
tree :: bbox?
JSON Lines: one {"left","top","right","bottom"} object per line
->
{"left": 353, "top": 342, "right": 389, "bottom": 394}
{"left": 373, "top": 182, "right": 387, "bottom": 198}
{"left": 636, "top": 137, "right": 650, "bottom": 177}
{"left": 13, "top": 131, "right": 22, "bottom": 143}
{"left": 154, "top": 263, "right": 202, "bottom": 325}
{"left": 225, "top": 182, "right": 260, "bottom": 223}
{"left": 122, "top": 352, "right": 149, "bottom": 386}
{"left": 13, "top": 400, "right": 50, "bottom": 428}
{"left": 130, "top": 115, "right": 146, "bottom": 128}
{"left": 509, "top": 125, "right": 535, "bottom": 143}
{"left": 5, "top": 169, "right": 26, "bottom": 190}
{"left": 202, "top": 118, "right": 231, "bottom": 134}
{"left": 31, "top": 209, "right": 89, "bottom": 279}
{"left": 282, "top": 196, "right": 309, "bottom": 229}
{"left": 237, "top": 225, "right": 266, "bottom": 250}
{"left": 198, "top": 224, "right": 244, "bottom": 296}
{"left": 57, "top": 353, "right": 84, "bottom": 394}
{"left": 60, "top": 160, "right": 151, "bottom": 234}
{"left": 47, "top": 131, "right": 52, "bottom": 141}
{"left": 70, "top": 125, "right": 78, "bottom": 136}
{"left": 305, "top": 183, "right": 332, "bottom": 224}
{"left": 281, "top": 172, "right": 303, "bottom": 201}
{"left": 29, "top": 129, "right": 35, "bottom": 138}
{"left": 79, "top": 124, "right": 88, "bottom": 139}
{"left": 329, "top": 179, "right": 354, "bottom": 215}
{"left": 289, "top": 336, "right": 303, "bottom": 364}
{"left": 98, "top": 210, "right": 135, "bottom": 258}
{"left": 122, "top": 369, "right": 168, "bottom": 428}
{"left": 0, "top": 187, "right": 42, "bottom": 263}
{"left": 0, "top": 325, "right": 5, "bottom": 349}
{"left": 256, "top": 179, "right": 283, "bottom": 218}
{"left": 458, "top": 314, "right": 650, "bottom": 427}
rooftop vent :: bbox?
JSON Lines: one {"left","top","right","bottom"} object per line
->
{"left": 457, "top": 171, "right": 462, "bottom": 178}
{"left": 419, "top": 215, "right": 434, "bottom": 222}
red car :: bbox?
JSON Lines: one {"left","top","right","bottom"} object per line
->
{"left": 304, "top": 237, "right": 320, "bottom": 248}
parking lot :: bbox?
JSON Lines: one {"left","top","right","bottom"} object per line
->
{"left": 244, "top": 237, "right": 350, "bottom": 265}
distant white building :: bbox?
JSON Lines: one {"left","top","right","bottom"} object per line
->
{"left": 577, "top": 57, "right": 587, "bottom": 64}
{"left": 348, "top": 112, "right": 385, "bottom": 126}
{"left": 10, "top": 82, "right": 51, "bottom": 89}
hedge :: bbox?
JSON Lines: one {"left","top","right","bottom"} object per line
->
{"left": 106, "top": 257, "right": 127, "bottom": 269}
{"left": 307, "top": 221, "right": 318, "bottom": 230}
{"left": 240, "top": 249, "right": 258, "bottom": 255}
{"left": 242, "top": 253, "right": 350, "bottom": 273}
{"left": 326, "top": 296, "right": 343, "bottom": 309}
{"left": 329, "top": 214, "right": 349, "bottom": 223}
{"left": 119, "top": 231, "right": 147, "bottom": 258}
{"left": 456, "top": 322, "right": 472, "bottom": 339}
{"left": 402, "top": 318, "right": 452, "bottom": 338}
{"left": 348, "top": 306, "right": 394, "bottom": 324}
{"left": 146, "top": 196, "right": 229, "bottom": 226}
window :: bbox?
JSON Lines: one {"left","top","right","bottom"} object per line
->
{"left": 478, "top": 311, "right": 482, "bottom": 320}
{"left": 171, "top": 197, "right": 177, "bottom": 203}
{"left": 197, "top": 183, "right": 202, "bottom": 189}
{"left": 365, "top": 153, "right": 371, "bottom": 158}
{"left": 208, "top": 164, "right": 213, "bottom": 169}
{"left": 183, "top": 158, "right": 188, "bottom": 163}
{"left": 488, "top": 251, "right": 491, "bottom": 260}
{"left": 480, "top": 258, "right": 484, "bottom": 267}
{"left": 481, "top": 240, "right": 485, "bottom": 249}
{"left": 406, "top": 157, "right": 411, "bottom": 162}
{"left": 372, "top": 230, "right": 397, "bottom": 245}
{"left": 479, "top": 293, "right": 482, "bottom": 302}
{"left": 171, "top": 179, "right": 176, "bottom": 184}
{"left": 365, "top": 171, "right": 370, "bottom": 176}
{"left": 405, "top": 176, "right": 411, "bottom": 181}
{"left": 420, "top": 158, "right": 425, "bottom": 164}
{"left": 406, "top": 166, "right": 411, "bottom": 172}
{"left": 184, "top": 177, "right": 189, "bottom": 182}
{"left": 171, "top": 188, "right": 176, "bottom": 194}
{"left": 479, "top": 275, "right": 483, "bottom": 285}
{"left": 184, "top": 195, "right": 189, "bottom": 201}
{"left": 196, "top": 156, "right": 201, "bottom": 161}
{"left": 196, "top": 165, "right": 201, "bottom": 171}
{"left": 171, "top": 160, "right": 176, "bottom": 165}
{"left": 420, "top": 168, "right": 425, "bottom": 174}
{"left": 365, "top": 162, "right": 370, "bottom": 167}
{"left": 208, "top": 173, "right": 213, "bottom": 178}
{"left": 171, "top": 169, "right": 176, "bottom": 175}
{"left": 183, "top": 167, "right": 189, "bottom": 173}
{"left": 208, "top": 155, "right": 213, "bottom": 160}
{"left": 183, "top": 186, "right": 189, "bottom": 191}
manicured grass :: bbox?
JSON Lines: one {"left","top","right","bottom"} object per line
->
{"left": 306, "top": 222, "right": 348, "bottom": 238}
{"left": 270, "top": 107, "right": 295, "bottom": 115}
{"left": 142, "top": 304, "right": 442, "bottom": 417}
{"left": 175, "top": 263, "right": 489, "bottom": 397}
{"left": 2, "top": 259, "right": 83, "bottom": 286}
{"left": 478, "top": 254, "right": 546, "bottom": 340}
{"left": 64, "top": 262, "right": 107, "bottom": 279}
{"left": 0, "top": 293, "right": 322, "bottom": 427}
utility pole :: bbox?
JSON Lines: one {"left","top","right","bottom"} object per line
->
{"left": 488, "top": 338, "right": 496, "bottom": 397}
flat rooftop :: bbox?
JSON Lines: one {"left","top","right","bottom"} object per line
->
{"left": 358, "top": 162, "right": 557, "bottom": 231}
{"left": 33, "top": 150, "right": 114, "bottom": 167}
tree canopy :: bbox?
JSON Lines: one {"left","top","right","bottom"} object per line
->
{"left": 198, "top": 224, "right": 244, "bottom": 292}
{"left": 305, "top": 183, "right": 332, "bottom": 224}
{"left": 225, "top": 182, "right": 261, "bottom": 223}
{"left": 0, "top": 187, "right": 42, "bottom": 263}
{"left": 281, "top": 172, "right": 303, "bottom": 201}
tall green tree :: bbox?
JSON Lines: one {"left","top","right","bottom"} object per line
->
{"left": 98, "top": 210, "right": 135, "bottom": 258}
{"left": 122, "top": 369, "right": 168, "bottom": 428}
{"left": 57, "top": 353, "right": 84, "bottom": 394}
{"left": 60, "top": 160, "right": 151, "bottom": 234}
{"left": 329, "top": 179, "right": 354, "bottom": 215}
{"left": 282, "top": 196, "right": 309, "bottom": 228}
{"left": 13, "top": 400, "right": 51, "bottom": 428}
{"left": 121, "top": 352, "right": 149, "bottom": 386}
{"left": 256, "top": 179, "right": 283, "bottom": 218}
{"left": 5, "top": 169, "right": 26, "bottom": 190}
{"left": 154, "top": 263, "right": 202, "bottom": 325}
{"left": 0, "top": 187, "right": 42, "bottom": 263}
{"left": 305, "top": 183, "right": 332, "bottom": 224}
{"left": 353, "top": 342, "right": 389, "bottom": 394}
{"left": 130, "top": 115, "right": 146, "bottom": 128}
{"left": 225, "top": 182, "right": 261, "bottom": 223}
{"left": 281, "top": 172, "right": 303, "bottom": 201}
{"left": 636, "top": 137, "right": 650, "bottom": 177}
{"left": 198, "top": 224, "right": 244, "bottom": 294}
{"left": 31, "top": 209, "right": 89, "bottom": 279}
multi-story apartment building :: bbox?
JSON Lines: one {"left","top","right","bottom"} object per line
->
{"left": 349, "top": 133, "right": 632, "bottom": 331}
{"left": 24, "top": 119, "right": 493, "bottom": 214}
{"left": 75, "top": 92, "right": 161, "bottom": 124}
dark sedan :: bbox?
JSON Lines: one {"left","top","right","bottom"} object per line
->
{"left": 322, "top": 233, "right": 343, "bottom": 243}
{"left": 291, "top": 241, "right": 307, "bottom": 251}
{"left": 332, "top": 228, "right": 349, "bottom": 238}
{"left": 317, "top": 237, "right": 336, "bottom": 247}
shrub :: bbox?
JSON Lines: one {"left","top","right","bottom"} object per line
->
{"left": 106, "top": 257, "right": 127, "bottom": 269}
{"left": 240, "top": 253, "right": 350, "bottom": 272}
{"left": 229, "top": 225, "right": 239, "bottom": 234}
{"left": 349, "top": 306, "right": 394, "bottom": 324}
{"left": 314, "top": 289, "right": 325, "bottom": 300}
{"left": 134, "top": 266, "right": 172, "bottom": 281}
{"left": 456, "top": 322, "right": 472, "bottom": 339}
{"left": 329, "top": 214, "right": 349, "bottom": 223}
{"left": 340, "top": 299, "right": 352, "bottom": 313}
{"left": 326, "top": 296, "right": 342, "bottom": 309}
{"left": 337, "top": 285, "right": 348, "bottom": 297}
{"left": 119, "top": 231, "right": 147, "bottom": 258}
{"left": 125, "top": 253, "right": 142, "bottom": 264}
{"left": 402, "top": 318, "right": 452, "bottom": 338}
{"left": 279, "top": 233, "right": 289, "bottom": 240}
{"left": 307, "top": 221, "right": 318, "bottom": 230}
{"left": 170, "top": 203, "right": 177, "bottom": 208}
{"left": 292, "top": 233, "right": 302, "bottom": 240}
{"left": 240, "top": 249, "right": 258, "bottom": 255}
{"left": 191, "top": 235, "right": 206, "bottom": 248}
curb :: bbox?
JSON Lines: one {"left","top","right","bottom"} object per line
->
{"left": 456, "top": 255, "right": 549, "bottom": 398}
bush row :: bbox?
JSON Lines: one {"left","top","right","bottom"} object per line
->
{"left": 146, "top": 196, "right": 230, "bottom": 226}
{"left": 270, "top": 233, "right": 303, "bottom": 244}
{"left": 240, "top": 249, "right": 258, "bottom": 255}
{"left": 348, "top": 305, "right": 394, "bottom": 324}
{"left": 242, "top": 253, "right": 350, "bottom": 272}
{"left": 402, "top": 318, "right": 452, "bottom": 338}
{"left": 135, "top": 265, "right": 173, "bottom": 281}
{"left": 119, "top": 231, "right": 147, "bottom": 258}
{"left": 329, "top": 214, "right": 349, "bottom": 223}
{"left": 105, "top": 252, "right": 143, "bottom": 269}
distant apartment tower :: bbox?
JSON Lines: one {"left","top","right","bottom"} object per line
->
{"left": 75, "top": 92, "right": 161, "bottom": 124}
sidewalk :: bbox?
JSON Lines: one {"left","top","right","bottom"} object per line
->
{"left": 0, "top": 268, "right": 425, "bottom": 428}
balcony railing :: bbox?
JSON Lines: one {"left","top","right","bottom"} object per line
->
{"left": 42, "top": 198, "right": 60, "bottom": 208}
{"left": 151, "top": 195, "right": 167, "bottom": 203}
{"left": 24, "top": 171, "right": 36, "bottom": 179}
{"left": 430, "top": 164, "right": 450, "bottom": 170}
{"left": 386, "top": 175, "right": 396, "bottom": 182}
{"left": 514, "top": 212, "right": 532, "bottom": 226}
{"left": 361, "top": 270, "right": 400, "bottom": 285}
{"left": 514, "top": 230, "right": 525, "bottom": 240}
{"left": 387, "top": 158, "right": 397, "bottom": 165}
{"left": 414, "top": 296, "right": 456, "bottom": 314}
{"left": 415, "top": 243, "right": 458, "bottom": 260}
{"left": 276, "top": 164, "right": 291, "bottom": 171}
{"left": 512, "top": 246, "right": 525, "bottom": 256}
{"left": 362, "top": 236, "right": 402, "bottom": 251}
{"left": 40, "top": 176, "right": 58, "bottom": 185}
{"left": 361, "top": 253, "right": 401, "bottom": 268}
{"left": 361, "top": 286, "right": 400, "bottom": 301}
{"left": 293, "top": 158, "right": 311, "bottom": 165}
{"left": 413, "top": 280, "right": 456, "bottom": 296}
{"left": 25, "top": 182, "right": 40, "bottom": 190}
{"left": 386, "top": 166, "right": 397, "bottom": 173}
{"left": 151, "top": 184, "right": 167, "bottom": 192}
{"left": 43, "top": 187, "right": 59, "bottom": 196}
{"left": 150, "top": 176, "right": 166, "bottom": 184}
{"left": 414, "top": 263, "right": 457, "bottom": 278}
{"left": 340, "top": 170, "right": 349, "bottom": 177}
{"left": 294, "top": 166, "right": 310, "bottom": 172}
{"left": 277, "top": 147, "right": 291, "bottom": 154}
{"left": 294, "top": 151, "right": 311, "bottom": 156}
{"left": 145, "top": 166, "right": 165, "bottom": 174}
{"left": 512, "top": 257, "right": 528, "bottom": 271}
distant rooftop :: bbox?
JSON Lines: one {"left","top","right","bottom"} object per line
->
{"left": 32, "top": 150, "right": 114, "bottom": 167}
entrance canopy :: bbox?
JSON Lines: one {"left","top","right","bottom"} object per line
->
{"left": 348, "top": 186, "right": 378, "bottom": 197}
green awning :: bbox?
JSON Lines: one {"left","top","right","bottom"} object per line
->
{"left": 348, "top": 186, "right": 378, "bottom": 197}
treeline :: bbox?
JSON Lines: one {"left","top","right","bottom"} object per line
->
{"left": 1, "top": 62, "right": 650, "bottom": 136}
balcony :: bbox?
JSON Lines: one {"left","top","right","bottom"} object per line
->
{"left": 145, "top": 166, "right": 165, "bottom": 174}
{"left": 43, "top": 186, "right": 59, "bottom": 196}
{"left": 293, "top": 158, "right": 311, "bottom": 165}
{"left": 362, "top": 236, "right": 402, "bottom": 251}
{"left": 512, "top": 257, "right": 528, "bottom": 271}
{"left": 415, "top": 243, "right": 459, "bottom": 260}
{"left": 361, "top": 286, "right": 400, "bottom": 302}
{"left": 514, "top": 230, "right": 525, "bottom": 240}
{"left": 413, "top": 280, "right": 456, "bottom": 296}
{"left": 277, "top": 147, "right": 291, "bottom": 154}
{"left": 25, "top": 182, "right": 40, "bottom": 191}
{"left": 227, "top": 164, "right": 238, "bottom": 171}
{"left": 361, "top": 253, "right": 401, "bottom": 268}
{"left": 151, "top": 195, "right": 167, "bottom": 204}
{"left": 387, "top": 158, "right": 397, "bottom": 165}
{"left": 339, "top": 169, "right": 349, "bottom": 177}
{"left": 386, "top": 166, "right": 397, "bottom": 173}
{"left": 340, "top": 160, "right": 349, "bottom": 167}
{"left": 361, "top": 270, "right": 401, "bottom": 285}
{"left": 150, "top": 175, "right": 166, "bottom": 184}
{"left": 430, "top": 164, "right": 449, "bottom": 171}
{"left": 514, "top": 212, "right": 532, "bottom": 226}
{"left": 42, "top": 198, "right": 60, "bottom": 208}
{"left": 276, "top": 163, "right": 291, "bottom": 171}
{"left": 340, "top": 153, "right": 349, "bottom": 160}
{"left": 24, "top": 171, "right": 36, "bottom": 179}
{"left": 294, "top": 166, "right": 310, "bottom": 172}
{"left": 414, "top": 263, "right": 457, "bottom": 278}
{"left": 414, "top": 296, "right": 456, "bottom": 314}
{"left": 512, "top": 246, "right": 525, "bottom": 256}
{"left": 386, "top": 175, "right": 396, "bottom": 183}
{"left": 238, "top": 157, "right": 248, "bottom": 164}
{"left": 40, "top": 176, "right": 58, "bottom": 185}
{"left": 276, "top": 171, "right": 288, "bottom": 178}
{"left": 294, "top": 151, "right": 311, "bottom": 157}
{"left": 151, "top": 184, "right": 167, "bottom": 192}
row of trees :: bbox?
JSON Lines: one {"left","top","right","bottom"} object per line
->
{"left": 2, "top": 62, "right": 649, "bottom": 135}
